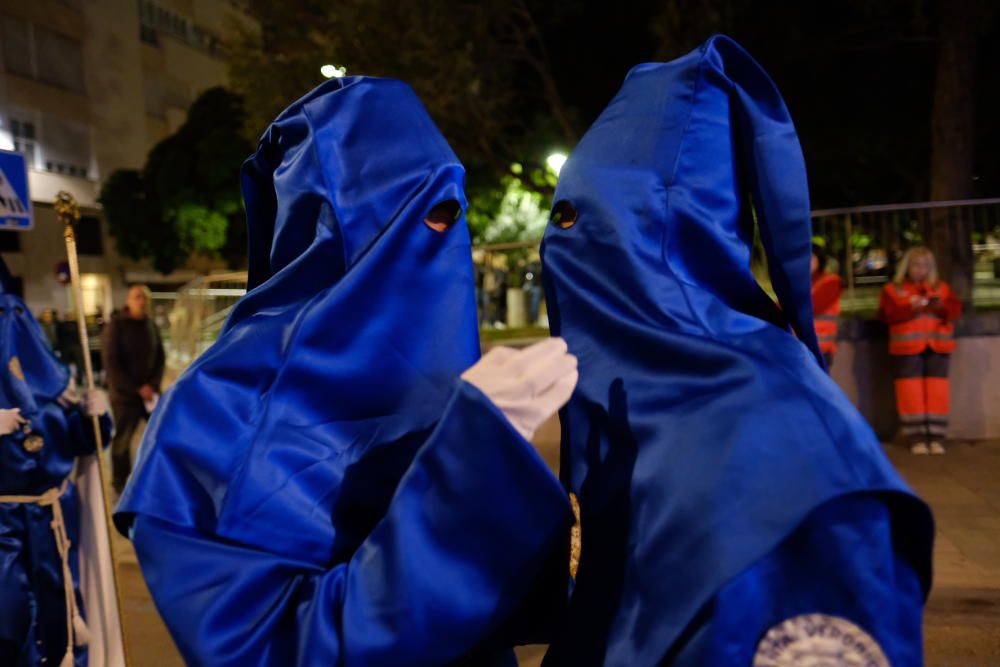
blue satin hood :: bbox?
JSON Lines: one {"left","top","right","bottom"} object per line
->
{"left": 116, "top": 76, "right": 480, "bottom": 544}
{"left": 0, "top": 290, "right": 69, "bottom": 417}
{"left": 547, "top": 35, "right": 820, "bottom": 360}
{"left": 541, "top": 35, "right": 933, "bottom": 664}
{"left": 114, "top": 77, "right": 572, "bottom": 667}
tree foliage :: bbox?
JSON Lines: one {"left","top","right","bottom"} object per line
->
{"left": 649, "top": 0, "right": 999, "bottom": 300}
{"left": 226, "top": 0, "right": 580, "bottom": 239}
{"left": 221, "top": 0, "right": 999, "bottom": 278}
{"left": 239, "top": 2, "right": 579, "bottom": 153}
{"left": 467, "top": 163, "right": 557, "bottom": 244}
{"left": 100, "top": 88, "right": 253, "bottom": 274}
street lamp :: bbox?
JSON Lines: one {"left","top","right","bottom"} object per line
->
{"left": 321, "top": 64, "right": 347, "bottom": 79}
{"left": 546, "top": 152, "right": 567, "bottom": 176}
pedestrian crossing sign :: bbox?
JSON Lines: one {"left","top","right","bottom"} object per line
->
{"left": 0, "top": 149, "right": 32, "bottom": 230}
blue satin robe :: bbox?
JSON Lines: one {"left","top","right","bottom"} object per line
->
{"left": 129, "top": 382, "right": 566, "bottom": 666}
{"left": 115, "top": 76, "right": 571, "bottom": 666}
{"left": 539, "top": 35, "right": 933, "bottom": 666}
{"left": 0, "top": 293, "right": 111, "bottom": 667}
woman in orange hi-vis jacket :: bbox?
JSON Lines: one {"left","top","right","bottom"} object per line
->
{"left": 812, "top": 244, "right": 843, "bottom": 369}
{"left": 878, "top": 246, "right": 963, "bottom": 455}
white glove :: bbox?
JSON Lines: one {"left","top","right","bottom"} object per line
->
{"left": 462, "top": 337, "right": 578, "bottom": 441}
{"left": 81, "top": 388, "right": 109, "bottom": 417}
{"left": 0, "top": 408, "right": 27, "bottom": 436}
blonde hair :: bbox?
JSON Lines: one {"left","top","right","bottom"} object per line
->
{"left": 127, "top": 284, "right": 153, "bottom": 316}
{"left": 894, "top": 246, "right": 939, "bottom": 286}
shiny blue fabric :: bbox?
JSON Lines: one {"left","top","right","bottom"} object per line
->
{"left": 115, "top": 76, "right": 570, "bottom": 666}
{"left": 0, "top": 296, "right": 70, "bottom": 414}
{"left": 540, "top": 35, "right": 933, "bottom": 665}
{"left": 0, "top": 285, "right": 108, "bottom": 667}
{"left": 670, "top": 494, "right": 925, "bottom": 665}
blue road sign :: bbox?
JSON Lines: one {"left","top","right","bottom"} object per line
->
{"left": 0, "top": 149, "right": 32, "bottom": 230}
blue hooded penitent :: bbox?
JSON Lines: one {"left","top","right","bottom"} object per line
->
{"left": 0, "top": 260, "right": 110, "bottom": 667}
{"left": 540, "top": 36, "right": 933, "bottom": 666}
{"left": 115, "top": 76, "right": 570, "bottom": 667}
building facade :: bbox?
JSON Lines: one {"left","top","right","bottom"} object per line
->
{"left": 0, "top": 0, "right": 254, "bottom": 316}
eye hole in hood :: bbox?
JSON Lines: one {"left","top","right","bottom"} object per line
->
{"left": 550, "top": 200, "right": 578, "bottom": 230}
{"left": 424, "top": 199, "right": 462, "bottom": 232}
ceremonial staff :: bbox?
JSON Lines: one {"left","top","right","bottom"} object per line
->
{"left": 55, "top": 191, "right": 129, "bottom": 666}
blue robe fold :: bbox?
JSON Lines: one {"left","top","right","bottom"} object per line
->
{"left": 0, "top": 288, "right": 111, "bottom": 667}
{"left": 540, "top": 35, "right": 933, "bottom": 666}
{"left": 115, "top": 76, "right": 571, "bottom": 666}
{"left": 131, "top": 382, "right": 566, "bottom": 666}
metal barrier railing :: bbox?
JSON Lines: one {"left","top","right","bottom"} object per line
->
{"left": 474, "top": 198, "right": 1000, "bottom": 328}
{"left": 811, "top": 198, "right": 1000, "bottom": 313}
{"left": 166, "top": 199, "right": 1000, "bottom": 367}
{"left": 167, "top": 271, "right": 247, "bottom": 369}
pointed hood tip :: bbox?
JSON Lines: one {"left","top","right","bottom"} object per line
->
{"left": 239, "top": 76, "right": 461, "bottom": 294}
{"left": 551, "top": 34, "right": 823, "bottom": 365}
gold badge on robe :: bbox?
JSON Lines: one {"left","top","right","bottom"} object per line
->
{"left": 23, "top": 433, "right": 44, "bottom": 453}
{"left": 8, "top": 356, "right": 25, "bottom": 382}
{"left": 569, "top": 492, "right": 581, "bottom": 579}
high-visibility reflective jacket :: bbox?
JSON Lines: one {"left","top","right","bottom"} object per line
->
{"left": 812, "top": 271, "right": 843, "bottom": 354}
{"left": 878, "top": 281, "right": 962, "bottom": 356}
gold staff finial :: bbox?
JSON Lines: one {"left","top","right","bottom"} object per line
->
{"left": 54, "top": 191, "right": 82, "bottom": 234}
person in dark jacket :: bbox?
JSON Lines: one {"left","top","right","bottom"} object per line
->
{"left": 101, "top": 285, "right": 164, "bottom": 492}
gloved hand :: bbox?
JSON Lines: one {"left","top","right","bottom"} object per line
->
{"left": 0, "top": 408, "right": 27, "bottom": 436}
{"left": 81, "top": 389, "right": 109, "bottom": 417}
{"left": 462, "top": 337, "right": 578, "bottom": 441}
{"left": 58, "top": 389, "right": 79, "bottom": 409}
{"left": 58, "top": 376, "right": 81, "bottom": 409}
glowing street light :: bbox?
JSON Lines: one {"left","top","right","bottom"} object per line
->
{"left": 321, "top": 64, "right": 347, "bottom": 79}
{"left": 546, "top": 152, "right": 567, "bottom": 175}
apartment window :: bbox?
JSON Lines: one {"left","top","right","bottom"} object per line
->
{"left": 1, "top": 17, "right": 85, "bottom": 95}
{"left": 35, "top": 27, "right": 85, "bottom": 93}
{"left": 138, "top": 0, "right": 220, "bottom": 57}
{"left": 40, "top": 114, "right": 90, "bottom": 179}
{"left": 75, "top": 216, "right": 103, "bottom": 256}
{"left": 9, "top": 117, "right": 38, "bottom": 168}
{"left": 6, "top": 109, "right": 92, "bottom": 179}
{"left": 43, "top": 162, "right": 88, "bottom": 178}
{"left": 0, "top": 231, "right": 22, "bottom": 252}
{"left": 2, "top": 16, "right": 33, "bottom": 78}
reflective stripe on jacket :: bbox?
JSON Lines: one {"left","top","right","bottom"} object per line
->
{"left": 812, "top": 272, "right": 843, "bottom": 354}
{"left": 878, "top": 281, "right": 961, "bottom": 355}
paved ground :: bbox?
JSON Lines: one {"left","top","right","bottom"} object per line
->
{"left": 894, "top": 440, "right": 1000, "bottom": 665}
{"left": 114, "top": 428, "right": 1000, "bottom": 665}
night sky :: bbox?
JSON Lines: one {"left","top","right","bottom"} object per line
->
{"left": 532, "top": 1, "right": 997, "bottom": 208}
